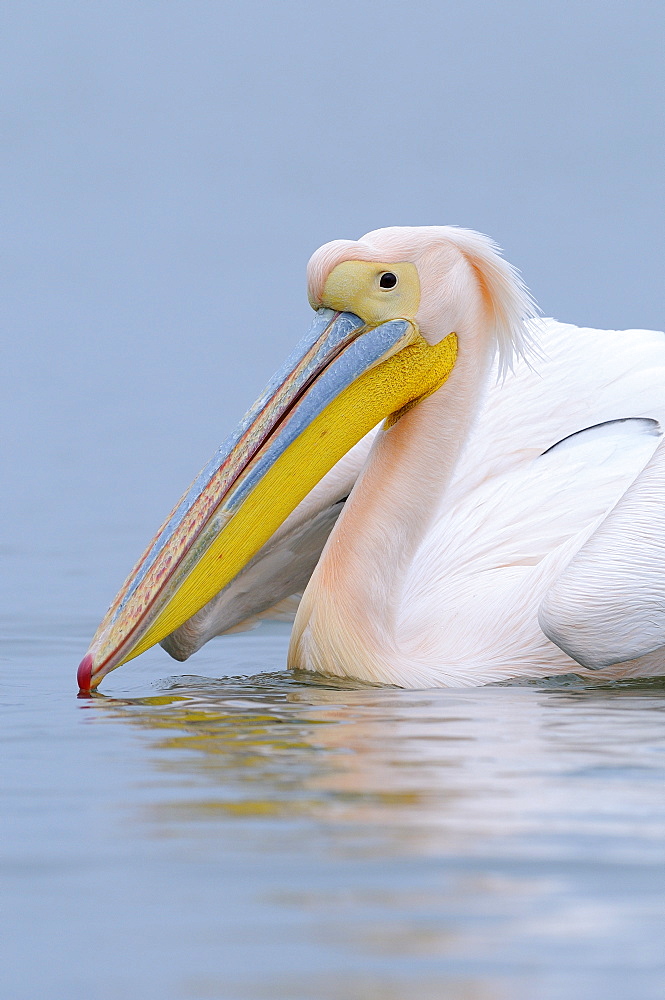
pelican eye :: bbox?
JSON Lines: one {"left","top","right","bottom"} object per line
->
{"left": 379, "top": 272, "right": 398, "bottom": 290}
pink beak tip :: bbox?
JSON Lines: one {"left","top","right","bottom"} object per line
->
{"left": 77, "top": 653, "right": 93, "bottom": 693}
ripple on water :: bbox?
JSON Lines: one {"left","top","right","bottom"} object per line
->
{"left": 3, "top": 621, "right": 665, "bottom": 1000}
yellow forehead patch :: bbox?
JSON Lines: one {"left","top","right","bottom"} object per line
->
{"left": 320, "top": 260, "right": 420, "bottom": 326}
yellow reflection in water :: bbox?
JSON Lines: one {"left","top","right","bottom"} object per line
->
{"left": 80, "top": 671, "right": 665, "bottom": 1000}
{"left": 84, "top": 671, "right": 665, "bottom": 859}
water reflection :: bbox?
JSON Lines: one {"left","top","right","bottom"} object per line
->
{"left": 178, "top": 973, "right": 511, "bottom": 1000}
{"left": 72, "top": 669, "right": 665, "bottom": 998}
{"left": 84, "top": 672, "right": 665, "bottom": 863}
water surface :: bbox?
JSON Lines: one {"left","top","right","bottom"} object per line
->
{"left": 2, "top": 612, "right": 664, "bottom": 999}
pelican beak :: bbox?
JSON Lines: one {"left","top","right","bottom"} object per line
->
{"left": 78, "top": 308, "right": 457, "bottom": 690}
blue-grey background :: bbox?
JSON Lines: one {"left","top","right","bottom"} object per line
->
{"left": 2, "top": 4, "right": 664, "bottom": 999}
{"left": 2, "top": 0, "right": 663, "bottom": 622}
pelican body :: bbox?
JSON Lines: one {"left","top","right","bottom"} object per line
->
{"left": 78, "top": 227, "right": 665, "bottom": 690}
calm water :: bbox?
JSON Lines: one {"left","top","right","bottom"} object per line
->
{"left": 2, "top": 607, "right": 664, "bottom": 1000}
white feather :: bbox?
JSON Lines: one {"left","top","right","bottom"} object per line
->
{"left": 291, "top": 312, "right": 665, "bottom": 686}
{"left": 399, "top": 406, "right": 663, "bottom": 684}
{"left": 540, "top": 434, "right": 665, "bottom": 669}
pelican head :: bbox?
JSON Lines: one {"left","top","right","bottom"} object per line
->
{"left": 78, "top": 226, "right": 533, "bottom": 690}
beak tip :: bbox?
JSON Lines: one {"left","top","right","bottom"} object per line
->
{"left": 77, "top": 653, "right": 93, "bottom": 693}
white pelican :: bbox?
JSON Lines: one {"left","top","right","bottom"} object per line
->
{"left": 78, "top": 227, "right": 665, "bottom": 691}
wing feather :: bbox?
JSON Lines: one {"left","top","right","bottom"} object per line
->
{"left": 539, "top": 436, "right": 665, "bottom": 668}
